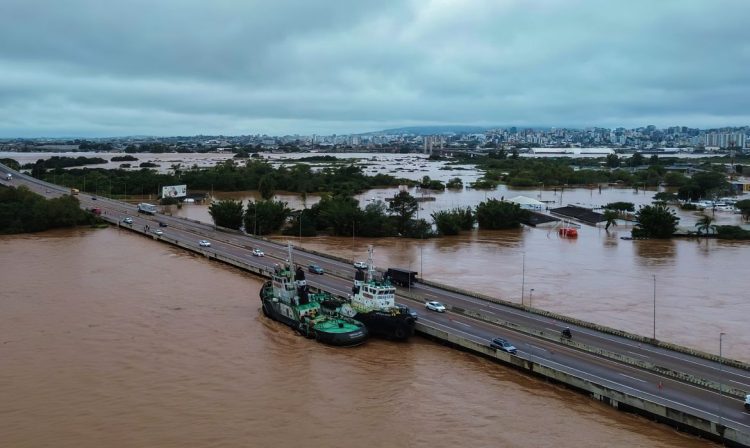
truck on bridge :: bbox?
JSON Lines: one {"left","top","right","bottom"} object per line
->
{"left": 5, "top": 173, "right": 12, "bottom": 181}
{"left": 385, "top": 267, "right": 418, "bottom": 287}
{"left": 137, "top": 203, "right": 157, "bottom": 215}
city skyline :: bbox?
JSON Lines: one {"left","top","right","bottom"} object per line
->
{"left": 2, "top": 0, "right": 749, "bottom": 137}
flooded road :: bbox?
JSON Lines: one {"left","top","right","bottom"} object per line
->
{"left": 0, "top": 228, "right": 718, "bottom": 447}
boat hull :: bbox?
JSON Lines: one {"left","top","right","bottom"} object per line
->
{"left": 261, "top": 289, "right": 368, "bottom": 347}
{"left": 355, "top": 311, "right": 415, "bottom": 341}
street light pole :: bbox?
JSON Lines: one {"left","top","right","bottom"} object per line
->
{"left": 653, "top": 275, "right": 656, "bottom": 340}
{"left": 521, "top": 252, "right": 526, "bottom": 304}
{"left": 420, "top": 245, "right": 423, "bottom": 278}
{"left": 719, "top": 332, "right": 726, "bottom": 429}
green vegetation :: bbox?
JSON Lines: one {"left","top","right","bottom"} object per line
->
{"left": 23, "top": 156, "right": 107, "bottom": 176}
{"left": 209, "top": 199, "right": 245, "bottom": 230}
{"left": 603, "top": 210, "right": 619, "bottom": 230}
{"left": 111, "top": 155, "right": 138, "bottom": 162}
{"left": 419, "top": 176, "right": 445, "bottom": 191}
{"left": 0, "top": 158, "right": 21, "bottom": 171}
{"left": 475, "top": 199, "right": 529, "bottom": 229}
{"left": 714, "top": 225, "right": 750, "bottom": 240}
{"left": 432, "top": 207, "right": 474, "bottom": 236}
{"left": 245, "top": 200, "right": 291, "bottom": 236}
{"left": 603, "top": 202, "right": 635, "bottom": 212}
{"left": 735, "top": 199, "right": 750, "bottom": 221}
{"left": 445, "top": 177, "right": 463, "bottom": 189}
{"left": 632, "top": 204, "right": 679, "bottom": 239}
{"left": 0, "top": 185, "right": 95, "bottom": 234}
{"left": 388, "top": 191, "right": 419, "bottom": 236}
{"left": 695, "top": 214, "right": 716, "bottom": 237}
{"left": 677, "top": 171, "right": 729, "bottom": 201}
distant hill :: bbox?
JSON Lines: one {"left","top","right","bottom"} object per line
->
{"left": 363, "top": 125, "right": 495, "bottom": 136}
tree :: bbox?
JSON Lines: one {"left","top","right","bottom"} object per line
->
{"left": 446, "top": 177, "right": 463, "bottom": 189}
{"left": 208, "top": 199, "right": 244, "bottom": 230}
{"left": 632, "top": 204, "right": 679, "bottom": 238}
{"left": 605, "top": 154, "right": 620, "bottom": 168}
{"left": 695, "top": 214, "right": 716, "bottom": 237}
{"left": 629, "top": 152, "right": 644, "bottom": 167}
{"left": 431, "top": 210, "right": 461, "bottom": 235}
{"left": 244, "top": 200, "right": 290, "bottom": 235}
{"left": 652, "top": 192, "right": 677, "bottom": 202}
{"left": 603, "top": 210, "right": 619, "bottom": 231}
{"left": 258, "top": 174, "right": 276, "bottom": 200}
{"left": 475, "top": 199, "right": 529, "bottom": 229}
{"left": 735, "top": 199, "right": 750, "bottom": 221}
{"left": 603, "top": 202, "right": 635, "bottom": 212}
{"left": 388, "top": 191, "right": 418, "bottom": 236}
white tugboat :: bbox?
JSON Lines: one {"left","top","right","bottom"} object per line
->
{"left": 321, "top": 245, "right": 417, "bottom": 340}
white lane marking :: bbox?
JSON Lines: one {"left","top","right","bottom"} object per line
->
{"left": 545, "top": 327, "right": 558, "bottom": 332}
{"left": 620, "top": 374, "right": 647, "bottom": 383}
{"left": 483, "top": 309, "right": 496, "bottom": 315}
{"left": 453, "top": 321, "right": 471, "bottom": 328}
{"left": 730, "top": 379, "right": 750, "bottom": 386}
{"left": 627, "top": 351, "right": 650, "bottom": 358}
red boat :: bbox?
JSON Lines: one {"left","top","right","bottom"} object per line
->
{"left": 558, "top": 227, "right": 578, "bottom": 237}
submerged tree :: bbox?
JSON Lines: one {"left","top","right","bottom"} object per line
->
{"left": 475, "top": 199, "right": 529, "bottom": 230}
{"left": 632, "top": 204, "right": 679, "bottom": 239}
{"left": 695, "top": 214, "right": 716, "bottom": 237}
{"left": 388, "top": 191, "right": 419, "bottom": 236}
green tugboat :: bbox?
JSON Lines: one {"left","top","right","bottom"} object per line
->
{"left": 259, "top": 244, "right": 368, "bottom": 347}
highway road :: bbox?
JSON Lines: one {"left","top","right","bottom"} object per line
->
{"left": 3, "top": 164, "right": 750, "bottom": 437}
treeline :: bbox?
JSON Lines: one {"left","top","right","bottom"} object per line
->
{"left": 208, "top": 191, "right": 528, "bottom": 238}
{"left": 460, "top": 152, "right": 733, "bottom": 200}
{"left": 23, "top": 156, "right": 108, "bottom": 176}
{"left": 0, "top": 186, "right": 96, "bottom": 234}
{"left": 33, "top": 159, "right": 410, "bottom": 197}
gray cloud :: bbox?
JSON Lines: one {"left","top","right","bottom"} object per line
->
{"left": 1, "top": 0, "right": 749, "bottom": 137}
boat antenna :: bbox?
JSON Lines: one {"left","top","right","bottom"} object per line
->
{"left": 366, "top": 244, "right": 374, "bottom": 282}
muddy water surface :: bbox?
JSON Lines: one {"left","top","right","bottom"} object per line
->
{"left": 0, "top": 228, "right": 716, "bottom": 447}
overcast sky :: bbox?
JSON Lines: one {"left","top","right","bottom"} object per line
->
{"left": 1, "top": 0, "right": 749, "bottom": 137}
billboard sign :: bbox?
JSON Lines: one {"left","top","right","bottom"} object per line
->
{"left": 161, "top": 184, "right": 187, "bottom": 198}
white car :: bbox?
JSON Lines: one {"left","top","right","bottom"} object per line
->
{"left": 198, "top": 240, "right": 211, "bottom": 247}
{"left": 252, "top": 248, "right": 264, "bottom": 257}
{"left": 153, "top": 229, "right": 163, "bottom": 236}
{"left": 425, "top": 301, "right": 446, "bottom": 312}
{"left": 123, "top": 217, "right": 133, "bottom": 224}
{"left": 353, "top": 261, "right": 368, "bottom": 269}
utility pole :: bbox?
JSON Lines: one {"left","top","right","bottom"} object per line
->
{"left": 652, "top": 275, "right": 656, "bottom": 340}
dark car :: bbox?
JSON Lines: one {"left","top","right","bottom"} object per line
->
{"left": 489, "top": 338, "right": 517, "bottom": 355}
{"left": 308, "top": 264, "right": 325, "bottom": 275}
{"left": 158, "top": 221, "right": 168, "bottom": 227}
{"left": 91, "top": 196, "right": 97, "bottom": 200}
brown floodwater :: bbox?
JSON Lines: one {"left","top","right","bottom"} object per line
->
{"left": 0, "top": 228, "right": 717, "bottom": 447}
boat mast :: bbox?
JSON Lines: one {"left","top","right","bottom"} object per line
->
{"left": 366, "top": 245, "right": 374, "bottom": 282}
{"left": 287, "top": 241, "right": 294, "bottom": 271}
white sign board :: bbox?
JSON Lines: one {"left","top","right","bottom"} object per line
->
{"left": 161, "top": 184, "right": 187, "bottom": 198}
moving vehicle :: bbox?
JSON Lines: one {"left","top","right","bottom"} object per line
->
{"left": 308, "top": 264, "right": 324, "bottom": 274}
{"left": 353, "top": 261, "right": 368, "bottom": 269}
{"left": 561, "top": 327, "right": 572, "bottom": 339}
{"left": 252, "top": 248, "right": 265, "bottom": 257}
{"left": 158, "top": 221, "right": 168, "bottom": 227}
{"left": 70, "top": 188, "right": 79, "bottom": 195}
{"left": 425, "top": 301, "right": 446, "bottom": 312}
{"left": 385, "top": 267, "right": 418, "bottom": 287}
{"left": 5, "top": 173, "right": 12, "bottom": 181}
{"left": 198, "top": 240, "right": 211, "bottom": 247}
{"left": 260, "top": 244, "right": 368, "bottom": 347}
{"left": 489, "top": 338, "right": 517, "bottom": 355}
{"left": 123, "top": 217, "right": 133, "bottom": 224}
{"left": 137, "top": 203, "right": 157, "bottom": 215}
{"left": 745, "top": 394, "right": 750, "bottom": 412}
{"left": 89, "top": 207, "right": 102, "bottom": 216}
{"left": 153, "top": 229, "right": 163, "bottom": 236}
